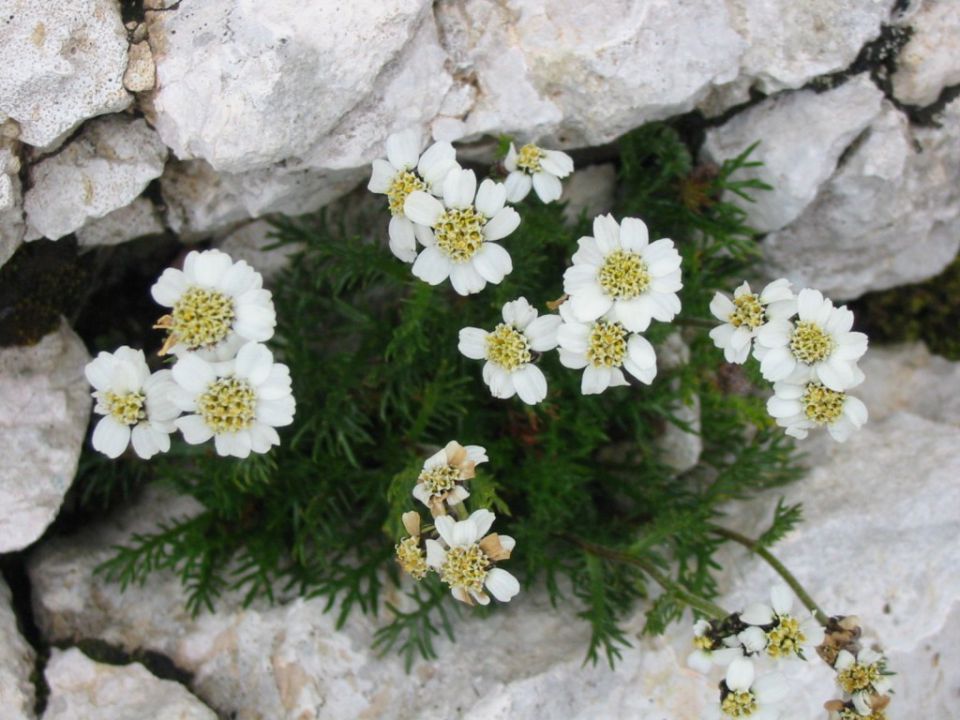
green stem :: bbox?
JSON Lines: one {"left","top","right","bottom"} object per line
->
{"left": 563, "top": 534, "right": 730, "bottom": 620}
{"left": 708, "top": 524, "right": 829, "bottom": 626}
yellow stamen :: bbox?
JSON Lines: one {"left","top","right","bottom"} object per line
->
{"left": 790, "top": 321, "right": 834, "bottom": 364}
{"left": 729, "top": 293, "right": 765, "bottom": 330}
{"left": 516, "top": 143, "right": 545, "bottom": 174}
{"left": 439, "top": 544, "right": 489, "bottom": 592}
{"left": 486, "top": 323, "right": 531, "bottom": 371}
{"left": 435, "top": 206, "right": 486, "bottom": 262}
{"left": 197, "top": 377, "right": 256, "bottom": 433}
{"left": 387, "top": 171, "right": 426, "bottom": 217}
{"left": 720, "top": 690, "right": 757, "bottom": 717}
{"left": 103, "top": 391, "right": 145, "bottom": 426}
{"left": 395, "top": 536, "right": 428, "bottom": 580}
{"left": 598, "top": 250, "right": 650, "bottom": 299}
{"left": 586, "top": 320, "right": 628, "bottom": 368}
{"left": 802, "top": 383, "right": 846, "bottom": 425}
{"left": 166, "top": 287, "right": 236, "bottom": 352}
{"left": 766, "top": 615, "right": 805, "bottom": 658}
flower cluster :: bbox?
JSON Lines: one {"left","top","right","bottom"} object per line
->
{"left": 710, "top": 281, "right": 869, "bottom": 442}
{"left": 86, "top": 249, "right": 295, "bottom": 460}
{"left": 395, "top": 442, "right": 519, "bottom": 606}
{"left": 690, "top": 587, "right": 893, "bottom": 719}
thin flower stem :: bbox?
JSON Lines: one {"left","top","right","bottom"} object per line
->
{"left": 708, "top": 524, "right": 829, "bottom": 626}
{"left": 562, "top": 534, "right": 730, "bottom": 620}
{"left": 451, "top": 503, "right": 469, "bottom": 521}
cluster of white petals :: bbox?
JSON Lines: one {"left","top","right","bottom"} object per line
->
{"left": 86, "top": 249, "right": 295, "bottom": 461}
{"left": 413, "top": 440, "right": 488, "bottom": 516}
{"left": 503, "top": 142, "right": 574, "bottom": 204}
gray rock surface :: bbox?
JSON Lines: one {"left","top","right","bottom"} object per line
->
{"left": 0, "top": 576, "right": 35, "bottom": 720}
{"left": 891, "top": 0, "right": 960, "bottom": 107}
{"left": 0, "top": 321, "right": 91, "bottom": 553}
{"left": 0, "top": 141, "right": 24, "bottom": 267}
{"left": 42, "top": 648, "right": 216, "bottom": 720}
{"left": 0, "top": 0, "right": 131, "bottom": 150}
{"left": 561, "top": 163, "right": 617, "bottom": 226}
{"left": 24, "top": 116, "right": 167, "bottom": 241}
{"left": 216, "top": 220, "right": 297, "bottom": 283}
{"left": 75, "top": 197, "right": 165, "bottom": 248}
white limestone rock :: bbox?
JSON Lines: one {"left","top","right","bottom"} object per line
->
{"left": 123, "top": 41, "right": 156, "bottom": 94}
{"left": 0, "top": 143, "right": 25, "bottom": 267}
{"left": 75, "top": 197, "right": 165, "bottom": 247}
{"left": 725, "top": 0, "right": 895, "bottom": 93}
{"left": 0, "top": 0, "right": 132, "bottom": 150}
{"left": 24, "top": 116, "right": 167, "bottom": 241}
{"left": 435, "top": 0, "right": 744, "bottom": 147}
{"left": 0, "top": 321, "right": 91, "bottom": 553}
{"left": 216, "top": 220, "right": 296, "bottom": 283}
{"left": 146, "top": 1, "right": 451, "bottom": 175}
{"left": 763, "top": 98, "right": 960, "bottom": 299}
{"left": 42, "top": 648, "right": 216, "bottom": 720}
{"left": 701, "top": 75, "right": 885, "bottom": 233}
{"left": 0, "top": 576, "right": 35, "bottom": 720}
{"left": 561, "top": 163, "right": 616, "bottom": 226}
{"left": 892, "top": 0, "right": 960, "bottom": 107}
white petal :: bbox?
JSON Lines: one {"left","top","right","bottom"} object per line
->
{"left": 502, "top": 297, "right": 538, "bottom": 329}
{"left": 434, "top": 516, "right": 456, "bottom": 547}
{"left": 725, "top": 658, "right": 755, "bottom": 693}
{"left": 844, "top": 395, "right": 868, "bottom": 427}
{"left": 417, "top": 141, "right": 456, "bottom": 185}
{"left": 796, "top": 288, "right": 825, "bottom": 321}
{"left": 770, "top": 585, "right": 793, "bottom": 616}
{"left": 425, "top": 539, "right": 446, "bottom": 568}
{"left": 532, "top": 172, "right": 562, "bottom": 203}
{"left": 92, "top": 417, "right": 131, "bottom": 459}
{"left": 235, "top": 342, "right": 273, "bottom": 386}
{"left": 459, "top": 327, "right": 489, "bottom": 360}
{"left": 569, "top": 284, "right": 613, "bottom": 322}
{"left": 540, "top": 150, "right": 574, "bottom": 177}
{"left": 741, "top": 603, "right": 775, "bottom": 626}
{"left": 150, "top": 268, "right": 189, "bottom": 307}
{"left": 443, "top": 168, "right": 477, "bottom": 209}
{"left": 192, "top": 250, "right": 233, "bottom": 288}
{"left": 469, "top": 509, "right": 496, "bottom": 538}
{"left": 249, "top": 423, "right": 280, "bottom": 453}
{"left": 485, "top": 568, "right": 520, "bottom": 602}
{"left": 557, "top": 320, "right": 590, "bottom": 353}
{"left": 581, "top": 365, "right": 611, "bottom": 395}
{"left": 172, "top": 353, "right": 216, "bottom": 394}
{"left": 388, "top": 216, "right": 418, "bottom": 263}
{"left": 482, "top": 207, "right": 521, "bottom": 241}
{"left": 512, "top": 364, "right": 548, "bottom": 405}
{"left": 626, "top": 334, "right": 657, "bottom": 369}
{"left": 753, "top": 672, "right": 789, "bottom": 704}
{"left": 449, "top": 262, "right": 486, "bottom": 295}
{"left": 176, "top": 414, "right": 214, "bottom": 444}
{"left": 483, "top": 361, "right": 516, "bottom": 399}
{"left": 619, "top": 217, "right": 649, "bottom": 251}
{"left": 592, "top": 214, "right": 620, "bottom": 253}
{"left": 368, "top": 158, "right": 396, "bottom": 193}
{"left": 709, "top": 293, "right": 735, "bottom": 322}
{"left": 738, "top": 626, "right": 768, "bottom": 654}
{"left": 472, "top": 243, "right": 512, "bottom": 284}
{"left": 385, "top": 128, "right": 421, "bottom": 170}
{"left": 559, "top": 348, "right": 588, "bottom": 369}
{"left": 131, "top": 424, "right": 163, "bottom": 460}
{"left": 526, "top": 314, "right": 562, "bottom": 352}
{"left": 256, "top": 398, "right": 295, "bottom": 427}
{"left": 504, "top": 171, "right": 532, "bottom": 203}
{"left": 475, "top": 179, "right": 506, "bottom": 218}
{"left": 404, "top": 191, "right": 444, "bottom": 227}
{"left": 84, "top": 353, "right": 117, "bottom": 392}
{"left": 503, "top": 143, "right": 518, "bottom": 171}
{"left": 571, "top": 236, "right": 604, "bottom": 266}
{"left": 412, "top": 246, "right": 452, "bottom": 285}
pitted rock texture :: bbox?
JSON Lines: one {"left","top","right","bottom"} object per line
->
{"left": 0, "top": 0, "right": 131, "bottom": 150}
{"left": 0, "top": 321, "right": 91, "bottom": 553}
{"left": 0, "top": 576, "right": 35, "bottom": 720}
{"left": 42, "top": 648, "right": 216, "bottom": 720}
{"left": 891, "top": 0, "right": 960, "bottom": 107}
{"left": 76, "top": 197, "right": 165, "bottom": 247}
{"left": 24, "top": 116, "right": 167, "bottom": 241}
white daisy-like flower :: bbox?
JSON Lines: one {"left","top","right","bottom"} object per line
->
{"left": 709, "top": 279, "right": 796, "bottom": 364}
{"left": 755, "top": 289, "right": 868, "bottom": 391}
{"left": 404, "top": 168, "right": 520, "bottom": 295}
{"left": 85, "top": 347, "right": 180, "bottom": 459}
{"left": 713, "top": 658, "right": 789, "bottom": 720}
{"left": 563, "top": 214, "right": 683, "bottom": 332}
{"left": 367, "top": 128, "right": 459, "bottom": 263}
{"left": 151, "top": 249, "right": 276, "bottom": 360}
{"left": 767, "top": 380, "right": 868, "bottom": 442}
{"left": 688, "top": 619, "right": 747, "bottom": 674}
{"left": 503, "top": 142, "right": 574, "bottom": 204}
{"left": 171, "top": 342, "right": 295, "bottom": 458}
{"left": 737, "top": 585, "right": 825, "bottom": 661}
{"left": 395, "top": 511, "right": 429, "bottom": 581}
{"left": 834, "top": 649, "right": 892, "bottom": 700}
{"left": 556, "top": 300, "right": 657, "bottom": 394}
{"left": 458, "top": 297, "right": 561, "bottom": 404}
{"left": 413, "top": 440, "right": 488, "bottom": 517}
{"left": 425, "top": 508, "right": 519, "bottom": 606}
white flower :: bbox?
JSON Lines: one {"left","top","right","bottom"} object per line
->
{"left": 714, "top": 658, "right": 789, "bottom": 720}
{"left": 404, "top": 168, "right": 520, "bottom": 295}
{"left": 688, "top": 619, "right": 747, "bottom": 674}
{"left": 395, "top": 511, "right": 429, "bottom": 581}
{"left": 367, "top": 128, "right": 459, "bottom": 263}
{"left": 755, "top": 289, "right": 867, "bottom": 391}
{"left": 151, "top": 249, "right": 276, "bottom": 360}
{"left": 767, "top": 380, "right": 868, "bottom": 442}
{"left": 503, "top": 142, "right": 574, "bottom": 203}
{"left": 425, "top": 508, "right": 519, "bottom": 606}
{"left": 413, "top": 440, "right": 488, "bottom": 516}
{"left": 85, "top": 347, "right": 179, "bottom": 459}
{"left": 737, "top": 585, "right": 825, "bottom": 661}
{"left": 458, "top": 297, "right": 560, "bottom": 404}
{"left": 556, "top": 301, "right": 657, "bottom": 394}
{"left": 171, "top": 342, "right": 295, "bottom": 458}
{"left": 834, "top": 649, "right": 892, "bottom": 699}
{"left": 709, "top": 279, "right": 796, "bottom": 364}
{"left": 563, "top": 214, "right": 682, "bottom": 332}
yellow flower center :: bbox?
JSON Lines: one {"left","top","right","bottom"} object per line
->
{"left": 693, "top": 634, "right": 713, "bottom": 651}
{"left": 171, "top": 287, "right": 236, "bottom": 350}
{"left": 730, "top": 293, "right": 765, "bottom": 330}
{"left": 395, "top": 536, "right": 428, "bottom": 580}
{"left": 486, "top": 323, "right": 531, "bottom": 371}
{"left": 516, "top": 143, "right": 545, "bottom": 174}
{"left": 439, "top": 544, "right": 489, "bottom": 592}
{"left": 598, "top": 250, "right": 651, "bottom": 299}
{"left": 839, "top": 709, "right": 886, "bottom": 720}
{"left": 387, "top": 170, "right": 426, "bottom": 217}
{"left": 586, "top": 320, "right": 628, "bottom": 368}
{"left": 197, "top": 377, "right": 257, "bottom": 434}
{"left": 766, "top": 615, "right": 805, "bottom": 658}
{"left": 790, "top": 321, "right": 835, "bottom": 364}
{"left": 435, "top": 206, "right": 486, "bottom": 262}
{"left": 802, "top": 382, "right": 846, "bottom": 425}
{"left": 720, "top": 690, "right": 758, "bottom": 717}
{"left": 104, "top": 391, "right": 146, "bottom": 426}
{"left": 837, "top": 660, "right": 881, "bottom": 694}
{"left": 419, "top": 464, "right": 461, "bottom": 495}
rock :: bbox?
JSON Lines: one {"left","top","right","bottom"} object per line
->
{"left": 75, "top": 197, "right": 165, "bottom": 248}
{"left": 146, "top": 1, "right": 451, "bottom": 175}
{"left": 726, "top": 0, "right": 894, "bottom": 93}
{"left": 0, "top": 0, "right": 131, "bottom": 150}
{"left": 24, "top": 116, "right": 168, "bottom": 241}
{"left": 657, "top": 394, "right": 703, "bottom": 474}
{"left": 123, "top": 41, "right": 156, "bottom": 94}
{"left": 561, "top": 164, "right": 616, "bottom": 225}
{"left": 0, "top": 576, "right": 35, "bottom": 720}
{"left": 436, "top": 0, "right": 744, "bottom": 147}
{"left": 891, "top": 0, "right": 960, "bottom": 107}
{"left": 216, "top": 220, "right": 296, "bottom": 283}
{"left": 42, "top": 648, "right": 216, "bottom": 720}
{"left": 701, "top": 75, "right": 884, "bottom": 233}
{"left": 0, "top": 321, "right": 91, "bottom": 553}
{"left": 763, "top": 98, "right": 960, "bottom": 299}
{"left": 0, "top": 142, "right": 25, "bottom": 267}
